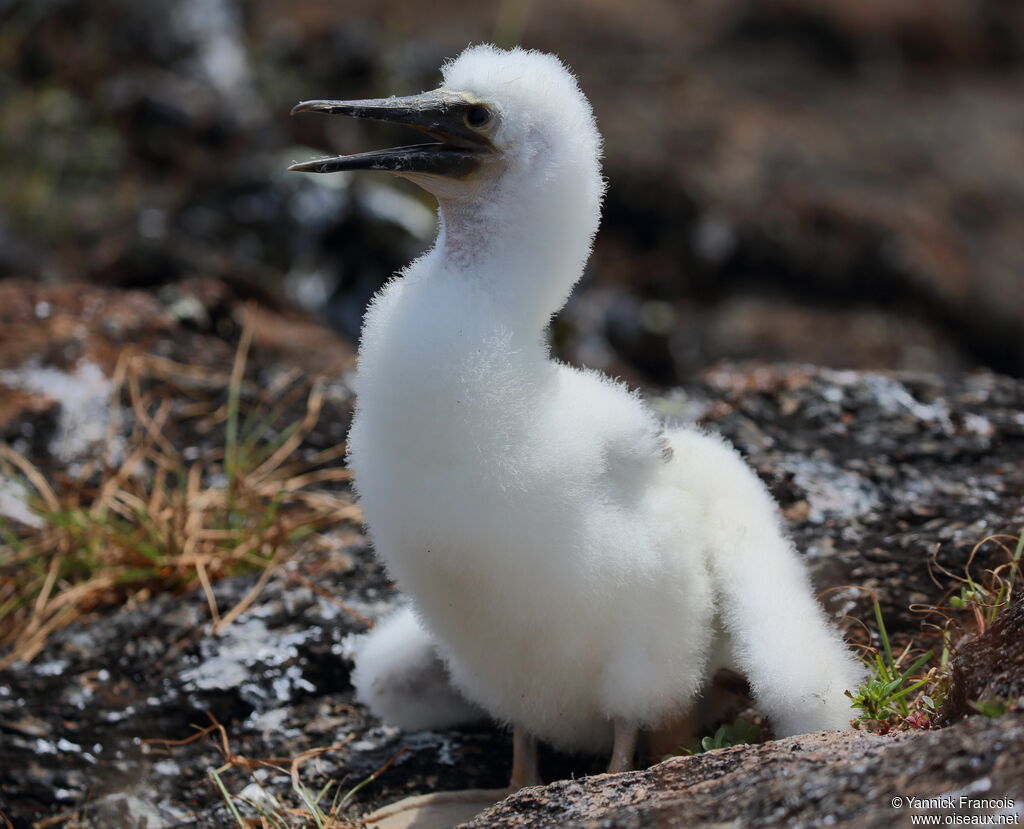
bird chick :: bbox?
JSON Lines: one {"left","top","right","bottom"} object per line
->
{"left": 292, "top": 44, "right": 862, "bottom": 788}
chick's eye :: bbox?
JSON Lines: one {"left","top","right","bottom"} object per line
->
{"left": 465, "top": 105, "right": 492, "bottom": 128}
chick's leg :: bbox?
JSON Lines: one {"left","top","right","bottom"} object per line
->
{"left": 607, "top": 719, "right": 638, "bottom": 773}
{"left": 363, "top": 728, "right": 540, "bottom": 827}
{"left": 511, "top": 727, "right": 541, "bottom": 788}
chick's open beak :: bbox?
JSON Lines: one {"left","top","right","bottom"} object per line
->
{"left": 288, "top": 90, "right": 492, "bottom": 178}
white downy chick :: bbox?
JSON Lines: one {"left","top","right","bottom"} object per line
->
{"left": 292, "top": 45, "right": 862, "bottom": 776}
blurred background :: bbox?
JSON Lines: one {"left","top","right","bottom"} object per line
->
{"left": 2, "top": 0, "right": 1023, "bottom": 387}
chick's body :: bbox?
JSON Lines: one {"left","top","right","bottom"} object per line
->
{"left": 344, "top": 45, "right": 860, "bottom": 754}
{"left": 351, "top": 272, "right": 717, "bottom": 751}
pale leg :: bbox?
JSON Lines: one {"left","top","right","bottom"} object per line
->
{"left": 511, "top": 727, "right": 541, "bottom": 788}
{"left": 363, "top": 728, "right": 540, "bottom": 827}
{"left": 607, "top": 719, "right": 638, "bottom": 773}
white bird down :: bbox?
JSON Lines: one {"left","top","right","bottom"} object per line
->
{"left": 294, "top": 44, "right": 863, "bottom": 771}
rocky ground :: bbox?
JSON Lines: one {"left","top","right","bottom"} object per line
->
{"left": 468, "top": 714, "right": 1024, "bottom": 829}
{"left": 1, "top": 283, "right": 1022, "bottom": 827}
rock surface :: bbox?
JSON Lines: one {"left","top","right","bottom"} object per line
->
{"left": 465, "top": 715, "right": 1024, "bottom": 829}
{"left": 938, "top": 596, "right": 1024, "bottom": 726}
{"left": 680, "top": 363, "right": 1024, "bottom": 646}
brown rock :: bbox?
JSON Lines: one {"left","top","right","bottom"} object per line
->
{"left": 937, "top": 596, "right": 1024, "bottom": 726}
{"left": 464, "top": 715, "right": 1024, "bottom": 828}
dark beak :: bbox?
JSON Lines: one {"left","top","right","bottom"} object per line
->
{"left": 288, "top": 90, "right": 492, "bottom": 178}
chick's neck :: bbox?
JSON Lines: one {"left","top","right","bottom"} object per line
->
{"left": 434, "top": 158, "right": 602, "bottom": 336}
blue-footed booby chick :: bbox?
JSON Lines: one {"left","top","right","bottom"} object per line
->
{"left": 291, "top": 44, "right": 861, "bottom": 791}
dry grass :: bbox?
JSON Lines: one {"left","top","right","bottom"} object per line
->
{"left": 140, "top": 712, "right": 405, "bottom": 828}
{"left": 0, "top": 313, "right": 362, "bottom": 668}
{"left": 924, "top": 529, "right": 1024, "bottom": 638}
{"left": 27, "top": 711, "right": 402, "bottom": 828}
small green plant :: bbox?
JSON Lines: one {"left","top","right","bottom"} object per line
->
{"left": 682, "top": 717, "right": 762, "bottom": 755}
{"left": 968, "top": 698, "right": 1015, "bottom": 718}
{"left": 847, "top": 598, "right": 936, "bottom": 730}
{"left": 847, "top": 527, "right": 1023, "bottom": 733}
{"left": 939, "top": 527, "right": 1023, "bottom": 636}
